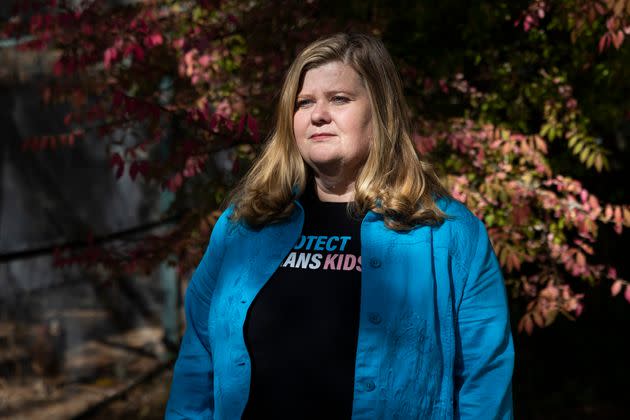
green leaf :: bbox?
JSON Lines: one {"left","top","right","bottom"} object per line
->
{"left": 594, "top": 154, "right": 603, "bottom": 172}
{"left": 540, "top": 123, "right": 551, "bottom": 137}
{"left": 192, "top": 7, "right": 204, "bottom": 21}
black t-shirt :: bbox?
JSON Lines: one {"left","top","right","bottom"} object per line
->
{"left": 242, "top": 187, "right": 362, "bottom": 419}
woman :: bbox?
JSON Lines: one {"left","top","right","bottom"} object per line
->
{"left": 165, "top": 33, "right": 514, "bottom": 419}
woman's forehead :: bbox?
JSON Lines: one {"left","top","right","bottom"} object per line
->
{"left": 298, "top": 61, "right": 365, "bottom": 93}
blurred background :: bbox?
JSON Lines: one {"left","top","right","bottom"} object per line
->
{"left": 1, "top": 0, "right": 628, "bottom": 418}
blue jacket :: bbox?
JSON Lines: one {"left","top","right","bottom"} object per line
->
{"left": 165, "top": 198, "right": 514, "bottom": 419}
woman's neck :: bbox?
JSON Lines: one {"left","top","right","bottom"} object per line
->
{"left": 313, "top": 176, "right": 355, "bottom": 202}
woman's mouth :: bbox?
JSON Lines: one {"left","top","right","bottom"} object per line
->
{"left": 309, "top": 133, "right": 336, "bottom": 140}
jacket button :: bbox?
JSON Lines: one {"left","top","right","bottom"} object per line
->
{"left": 369, "top": 257, "right": 381, "bottom": 268}
{"left": 364, "top": 380, "right": 376, "bottom": 392}
{"left": 368, "top": 312, "right": 382, "bottom": 325}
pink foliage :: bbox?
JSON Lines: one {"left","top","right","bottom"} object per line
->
{"left": 413, "top": 133, "right": 437, "bottom": 155}
{"left": 427, "top": 117, "right": 628, "bottom": 333}
{"left": 144, "top": 32, "right": 164, "bottom": 48}
{"left": 166, "top": 172, "right": 183, "bottom": 193}
{"left": 515, "top": 1, "right": 548, "bottom": 32}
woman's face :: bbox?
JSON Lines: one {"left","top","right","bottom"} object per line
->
{"left": 293, "top": 61, "right": 372, "bottom": 179}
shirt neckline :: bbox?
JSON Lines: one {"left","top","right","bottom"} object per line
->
{"left": 302, "top": 183, "right": 354, "bottom": 206}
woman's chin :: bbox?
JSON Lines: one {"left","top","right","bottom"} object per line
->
{"left": 306, "top": 156, "right": 346, "bottom": 173}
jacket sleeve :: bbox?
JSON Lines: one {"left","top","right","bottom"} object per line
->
{"left": 453, "top": 216, "right": 514, "bottom": 420}
{"left": 165, "top": 209, "right": 232, "bottom": 419}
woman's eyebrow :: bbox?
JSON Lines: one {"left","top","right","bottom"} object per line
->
{"left": 297, "top": 90, "right": 357, "bottom": 98}
{"left": 324, "top": 89, "right": 355, "bottom": 95}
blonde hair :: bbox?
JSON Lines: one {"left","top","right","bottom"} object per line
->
{"left": 228, "top": 33, "right": 449, "bottom": 230}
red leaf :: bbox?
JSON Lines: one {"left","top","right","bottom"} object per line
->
{"left": 53, "top": 59, "right": 64, "bottom": 76}
{"left": 614, "top": 205, "right": 623, "bottom": 225}
{"left": 30, "top": 14, "right": 43, "bottom": 32}
{"left": 611, "top": 280, "right": 623, "bottom": 296}
{"left": 607, "top": 267, "right": 618, "bottom": 279}
{"left": 209, "top": 113, "right": 220, "bottom": 130}
{"left": 594, "top": 2, "right": 606, "bottom": 14}
{"left": 129, "top": 161, "right": 139, "bottom": 180}
{"left": 103, "top": 47, "right": 118, "bottom": 69}
{"left": 144, "top": 32, "right": 163, "bottom": 48}
{"left": 518, "top": 314, "right": 534, "bottom": 335}
{"left": 625, "top": 285, "right": 630, "bottom": 303}
{"left": 247, "top": 114, "right": 260, "bottom": 142}
{"left": 112, "top": 91, "right": 124, "bottom": 108}
{"left": 166, "top": 173, "right": 183, "bottom": 192}
{"left": 598, "top": 33, "right": 610, "bottom": 53}
{"left": 575, "top": 303, "right": 584, "bottom": 317}
{"left": 132, "top": 44, "right": 145, "bottom": 62}
{"left": 125, "top": 97, "right": 137, "bottom": 115}
{"left": 575, "top": 251, "right": 586, "bottom": 268}
{"left": 172, "top": 37, "right": 185, "bottom": 50}
{"left": 511, "top": 252, "right": 522, "bottom": 271}
{"left": 524, "top": 314, "right": 534, "bottom": 334}
{"left": 438, "top": 79, "right": 449, "bottom": 94}
{"left": 612, "top": 30, "right": 625, "bottom": 49}
{"left": 81, "top": 22, "right": 93, "bottom": 35}
{"left": 604, "top": 204, "right": 613, "bottom": 221}
{"left": 237, "top": 114, "right": 246, "bottom": 136}
{"left": 109, "top": 152, "right": 125, "bottom": 179}
{"left": 136, "top": 161, "right": 149, "bottom": 178}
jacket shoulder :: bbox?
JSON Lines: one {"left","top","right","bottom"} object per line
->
{"left": 434, "top": 197, "right": 483, "bottom": 239}
{"left": 432, "top": 198, "right": 485, "bottom": 266}
{"left": 215, "top": 204, "right": 239, "bottom": 238}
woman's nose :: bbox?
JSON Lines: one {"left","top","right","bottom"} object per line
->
{"left": 310, "top": 101, "right": 331, "bottom": 125}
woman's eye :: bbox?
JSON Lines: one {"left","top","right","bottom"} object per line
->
{"left": 295, "top": 99, "right": 312, "bottom": 108}
{"left": 331, "top": 96, "right": 350, "bottom": 104}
